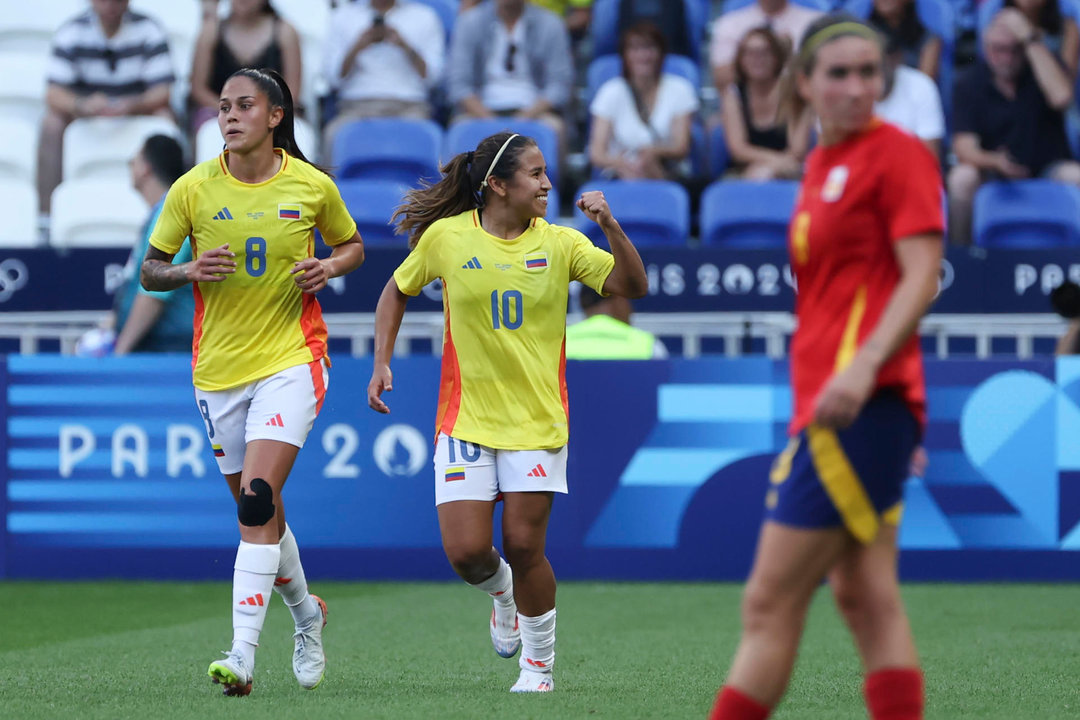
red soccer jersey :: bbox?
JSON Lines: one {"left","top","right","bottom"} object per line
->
{"left": 788, "top": 120, "right": 944, "bottom": 435}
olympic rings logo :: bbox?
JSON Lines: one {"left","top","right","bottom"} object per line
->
{"left": 0, "top": 258, "right": 29, "bottom": 302}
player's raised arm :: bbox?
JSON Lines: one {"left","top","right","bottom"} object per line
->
{"left": 577, "top": 190, "right": 648, "bottom": 299}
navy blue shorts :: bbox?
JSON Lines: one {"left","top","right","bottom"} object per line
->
{"left": 765, "top": 391, "right": 919, "bottom": 544}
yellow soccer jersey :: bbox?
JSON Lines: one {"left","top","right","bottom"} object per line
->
{"left": 150, "top": 150, "right": 357, "bottom": 391}
{"left": 394, "top": 209, "right": 615, "bottom": 449}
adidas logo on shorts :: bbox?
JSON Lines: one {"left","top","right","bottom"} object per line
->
{"left": 526, "top": 464, "right": 547, "bottom": 478}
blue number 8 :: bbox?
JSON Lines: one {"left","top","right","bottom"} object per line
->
{"left": 246, "top": 237, "right": 266, "bottom": 277}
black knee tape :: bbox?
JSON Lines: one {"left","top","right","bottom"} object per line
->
{"left": 237, "top": 477, "right": 275, "bottom": 527}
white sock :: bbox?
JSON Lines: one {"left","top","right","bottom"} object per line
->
{"left": 274, "top": 524, "right": 319, "bottom": 627}
{"left": 231, "top": 541, "right": 280, "bottom": 668}
{"left": 471, "top": 556, "right": 514, "bottom": 607}
{"left": 518, "top": 608, "right": 556, "bottom": 673}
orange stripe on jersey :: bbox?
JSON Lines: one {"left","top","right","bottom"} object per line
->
{"left": 436, "top": 303, "right": 463, "bottom": 439}
{"left": 308, "top": 358, "right": 327, "bottom": 414}
{"left": 191, "top": 281, "right": 205, "bottom": 374}
{"left": 834, "top": 285, "right": 868, "bottom": 372}
{"left": 471, "top": 210, "right": 479, "bottom": 228}
{"left": 559, "top": 337, "right": 569, "bottom": 427}
{"left": 217, "top": 154, "right": 227, "bottom": 174}
{"left": 299, "top": 293, "right": 328, "bottom": 363}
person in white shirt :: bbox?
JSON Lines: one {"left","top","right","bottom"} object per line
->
{"left": 875, "top": 36, "right": 944, "bottom": 156}
{"left": 710, "top": 0, "right": 823, "bottom": 93}
{"left": 588, "top": 21, "right": 699, "bottom": 180}
{"left": 322, "top": 0, "right": 445, "bottom": 148}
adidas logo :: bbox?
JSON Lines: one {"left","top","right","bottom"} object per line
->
{"left": 212, "top": 207, "right": 234, "bottom": 220}
{"left": 239, "top": 593, "right": 265, "bottom": 606}
{"left": 461, "top": 256, "right": 483, "bottom": 269}
{"left": 526, "top": 464, "right": 547, "bottom": 478}
{"left": 265, "top": 413, "right": 284, "bottom": 427}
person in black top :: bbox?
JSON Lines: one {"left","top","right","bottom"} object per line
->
{"left": 868, "top": 0, "right": 943, "bottom": 79}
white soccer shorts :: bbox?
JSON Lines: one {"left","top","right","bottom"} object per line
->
{"left": 194, "top": 359, "right": 329, "bottom": 475}
{"left": 432, "top": 433, "right": 568, "bottom": 506}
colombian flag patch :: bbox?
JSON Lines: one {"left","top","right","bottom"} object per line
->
{"left": 212, "top": 444, "right": 225, "bottom": 457}
{"left": 524, "top": 252, "right": 548, "bottom": 271}
{"left": 278, "top": 204, "right": 301, "bottom": 220}
{"left": 445, "top": 467, "right": 466, "bottom": 482}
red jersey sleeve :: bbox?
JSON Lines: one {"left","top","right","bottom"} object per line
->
{"left": 878, "top": 133, "right": 945, "bottom": 243}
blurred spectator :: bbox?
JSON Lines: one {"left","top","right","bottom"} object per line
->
{"left": 565, "top": 284, "right": 667, "bottom": 359}
{"left": 189, "top": 0, "right": 302, "bottom": 131}
{"left": 588, "top": 21, "right": 699, "bottom": 180}
{"left": 616, "top": 0, "right": 693, "bottom": 58}
{"left": 948, "top": 13, "right": 1078, "bottom": 244}
{"left": 37, "top": 0, "right": 174, "bottom": 219}
{"left": 113, "top": 134, "right": 194, "bottom": 355}
{"left": 721, "top": 27, "right": 812, "bottom": 180}
{"left": 876, "top": 34, "right": 945, "bottom": 155}
{"left": 868, "top": 0, "right": 944, "bottom": 79}
{"left": 448, "top": 0, "right": 573, "bottom": 136}
{"left": 322, "top": 0, "right": 445, "bottom": 148}
{"left": 461, "top": 0, "right": 593, "bottom": 36}
{"left": 710, "top": 0, "right": 823, "bottom": 93}
{"left": 1002, "top": 0, "right": 1079, "bottom": 78}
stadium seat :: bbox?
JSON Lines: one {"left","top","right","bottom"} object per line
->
{"left": 63, "top": 116, "right": 183, "bottom": 181}
{"left": 331, "top": 118, "right": 443, "bottom": 185}
{"left": 585, "top": 53, "right": 702, "bottom": 107}
{"left": 0, "top": 179, "right": 40, "bottom": 248}
{"left": 338, "top": 179, "right": 410, "bottom": 247}
{"left": 575, "top": 180, "right": 690, "bottom": 246}
{"left": 0, "top": 52, "right": 48, "bottom": 126}
{"left": 50, "top": 178, "right": 148, "bottom": 249}
{"left": 0, "top": 118, "right": 38, "bottom": 183}
{"left": 699, "top": 179, "right": 799, "bottom": 248}
{"left": 973, "top": 180, "right": 1080, "bottom": 248}
{"left": 130, "top": 0, "right": 199, "bottom": 82}
{"left": 194, "top": 115, "right": 319, "bottom": 165}
{"left": 0, "top": 0, "right": 83, "bottom": 54}
{"left": 444, "top": 118, "right": 561, "bottom": 188}
{"left": 723, "top": 0, "right": 832, "bottom": 12}
{"left": 709, "top": 124, "right": 730, "bottom": 178}
{"left": 590, "top": 0, "right": 707, "bottom": 59}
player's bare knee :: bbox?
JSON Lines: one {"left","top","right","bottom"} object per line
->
{"left": 444, "top": 544, "right": 491, "bottom": 579}
{"left": 502, "top": 535, "right": 543, "bottom": 570}
{"left": 237, "top": 477, "right": 276, "bottom": 526}
{"left": 740, "top": 580, "right": 789, "bottom": 632}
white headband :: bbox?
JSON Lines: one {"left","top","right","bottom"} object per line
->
{"left": 479, "top": 134, "right": 520, "bottom": 194}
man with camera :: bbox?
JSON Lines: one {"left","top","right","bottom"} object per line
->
{"left": 322, "top": 0, "right": 445, "bottom": 149}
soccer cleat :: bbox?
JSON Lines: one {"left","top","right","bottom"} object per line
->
{"left": 510, "top": 668, "right": 554, "bottom": 693}
{"left": 292, "top": 594, "right": 328, "bottom": 689}
{"left": 490, "top": 602, "right": 521, "bottom": 659}
{"left": 208, "top": 650, "right": 252, "bottom": 697}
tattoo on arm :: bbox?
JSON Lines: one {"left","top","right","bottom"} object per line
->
{"left": 140, "top": 246, "right": 189, "bottom": 292}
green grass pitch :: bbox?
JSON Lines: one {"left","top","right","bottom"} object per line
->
{"left": 1, "top": 582, "right": 1078, "bottom": 719}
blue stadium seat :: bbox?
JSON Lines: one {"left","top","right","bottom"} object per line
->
{"left": 699, "top": 180, "right": 799, "bottom": 248}
{"left": 722, "top": 0, "right": 833, "bottom": 13}
{"left": 575, "top": 180, "right": 690, "bottom": 246}
{"left": 973, "top": 180, "right": 1080, "bottom": 248}
{"left": 337, "top": 179, "right": 410, "bottom": 247}
{"left": 585, "top": 53, "right": 702, "bottom": 106}
{"left": 709, "top": 124, "right": 730, "bottom": 178}
{"left": 330, "top": 118, "right": 443, "bottom": 185}
{"left": 444, "top": 118, "right": 561, "bottom": 188}
{"left": 590, "top": 0, "right": 706, "bottom": 59}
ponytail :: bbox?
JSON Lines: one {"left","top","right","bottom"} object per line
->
{"left": 226, "top": 67, "right": 329, "bottom": 176}
{"left": 392, "top": 132, "right": 536, "bottom": 249}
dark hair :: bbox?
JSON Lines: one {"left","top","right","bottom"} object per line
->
{"left": 619, "top": 20, "right": 667, "bottom": 82}
{"left": 141, "top": 134, "right": 185, "bottom": 186}
{"left": 224, "top": 67, "right": 326, "bottom": 174}
{"left": 393, "top": 132, "right": 538, "bottom": 248}
{"left": 734, "top": 25, "right": 789, "bottom": 86}
{"left": 1004, "top": 0, "right": 1062, "bottom": 35}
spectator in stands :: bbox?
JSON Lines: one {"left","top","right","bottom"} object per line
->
{"left": 113, "top": 134, "right": 194, "bottom": 355}
{"left": 37, "top": 0, "right": 174, "bottom": 223}
{"left": 448, "top": 0, "right": 573, "bottom": 137}
{"left": 566, "top": 284, "right": 667, "bottom": 359}
{"left": 322, "top": 0, "right": 445, "bottom": 149}
{"left": 1002, "top": 0, "right": 1079, "bottom": 78}
{"left": 948, "top": 13, "right": 1079, "bottom": 244}
{"left": 615, "top": 0, "right": 694, "bottom": 59}
{"left": 867, "top": 0, "right": 943, "bottom": 80}
{"left": 876, "top": 34, "right": 945, "bottom": 155}
{"left": 721, "top": 26, "right": 813, "bottom": 180}
{"left": 711, "top": 0, "right": 823, "bottom": 92}
{"left": 189, "top": 0, "right": 302, "bottom": 131}
{"left": 462, "top": 0, "right": 593, "bottom": 37}
{"left": 588, "top": 21, "right": 699, "bottom": 180}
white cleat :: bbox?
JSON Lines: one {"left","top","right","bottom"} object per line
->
{"left": 208, "top": 650, "right": 253, "bottom": 697}
{"left": 490, "top": 601, "right": 521, "bottom": 658}
{"left": 510, "top": 668, "right": 554, "bottom": 693}
{"left": 292, "top": 594, "right": 327, "bottom": 690}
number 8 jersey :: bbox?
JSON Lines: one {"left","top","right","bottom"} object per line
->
{"left": 150, "top": 150, "right": 357, "bottom": 391}
{"left": 394, "top": 210, "right": 615, "bottom": 450}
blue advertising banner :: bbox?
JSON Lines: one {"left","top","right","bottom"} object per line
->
{"left": 1, "top": 246, "right": 1078, "bottom": 314}
{"left": 3, "top": 355, "right": 1080, "bottom": 580}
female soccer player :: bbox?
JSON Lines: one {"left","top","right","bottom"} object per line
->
{"left": 141, "top": 68, "right": 365, "bottom": 696}
{"left": 709, "top": 15, "right": 943, "bottom": 720}
{"left": 367, "top": 132, "right": 647, "bottom": 692}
